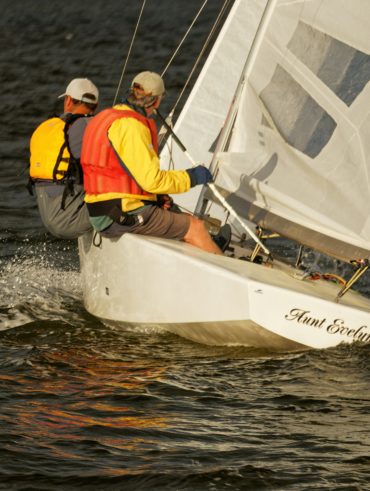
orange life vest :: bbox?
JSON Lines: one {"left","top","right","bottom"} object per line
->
{"left": 81, "top": 108, "right": 158, "bottom": 196}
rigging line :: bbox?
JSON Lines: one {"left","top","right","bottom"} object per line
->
{"left": 161, "top": 0, "right": 209, "bottom": 77}
{"left": 174, "top": 202, "right": 245, "bottom": 239}
{"left": 160, "top": 0, "right": 231, "bottom": 170}
{"left": 170, "top": 0, "right": 232, "bottom": 116}
{"left": 113, "top": 0, "right": 147, "bottom": 106}
{"left": 155, "top": 109, "right": 271, "bottom": 256}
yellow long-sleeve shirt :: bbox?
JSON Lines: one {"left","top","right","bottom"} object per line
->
{"left": 84, "top": 104, "right": 191, "bottom": 212}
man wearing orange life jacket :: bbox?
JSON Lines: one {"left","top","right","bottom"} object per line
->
{"left": 29, "top": 78, "right": 99, "bottom": 239}
{"left": 81, "top": 71, "right": 222, "bottom": 255}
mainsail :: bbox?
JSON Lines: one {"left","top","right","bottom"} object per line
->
{"left": 209, "top": 0, "right": 370, "bottom": 262}
{"left": 160, "top": 0, "right": 268, "bottom": 213}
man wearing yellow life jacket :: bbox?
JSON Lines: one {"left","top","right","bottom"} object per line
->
{"left": 29, "top": 78, "right": 99, "bottom": 239}
{"left": 80, "top": 71, "right": 222, "bottom": 255}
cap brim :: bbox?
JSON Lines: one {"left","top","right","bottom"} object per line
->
{"left": 57, "top": 93, "right": 66, "bottom": 99}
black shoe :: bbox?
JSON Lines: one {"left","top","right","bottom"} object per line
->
{"left": 212, "top": 224, "right": 232, "bottom": 252}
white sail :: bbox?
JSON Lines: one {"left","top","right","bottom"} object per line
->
{"left": 212, "top": 0, "right": 370, "bottom": 261}
{"left": 160, "top": 0, "right": 268, "bottom": 213}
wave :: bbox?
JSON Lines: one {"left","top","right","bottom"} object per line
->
{"left": 0, "top": 237, "right": 83, "bottom": 330}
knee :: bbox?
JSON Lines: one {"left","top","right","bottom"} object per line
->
{"left": 184, "top": 216, "right": 208, "bottom": 242}
{"left": 191, "top": 215, "right": 208, "bottom": 231}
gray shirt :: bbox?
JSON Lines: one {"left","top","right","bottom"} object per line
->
{"left": 60, "top": 113, "right": 93, "bottom": 158}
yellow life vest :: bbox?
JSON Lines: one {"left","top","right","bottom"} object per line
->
{"left": 30, "top": 117, "right": 71, "bottom": 181}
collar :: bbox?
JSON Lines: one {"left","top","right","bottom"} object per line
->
{"left": 121, "top": 99, "right": 150, "bottom": 118}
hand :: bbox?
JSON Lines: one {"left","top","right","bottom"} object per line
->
{"left": 186, "top": 165, "right": 213, "bottom": 187}
{"left": 157, "top": 194, "right": 174, "bottom": 210}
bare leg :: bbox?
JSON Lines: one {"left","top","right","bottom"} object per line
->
{"left": 183, "top": 216, "right": 222, "bottom": 255}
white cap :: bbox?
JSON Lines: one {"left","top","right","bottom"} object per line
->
{"left": 58, "top": 78, "right": 99, "bottom": 104}
{"left": 131, "top": 71, "right": 165, "bottom": 97}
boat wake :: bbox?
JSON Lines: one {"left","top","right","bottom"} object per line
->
{"left": 0, "top": 238, "right": 84, "bottom": 330}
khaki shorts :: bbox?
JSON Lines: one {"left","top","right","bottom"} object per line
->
{"left": 100, "top": 205, "right": 191, "bottom": 240}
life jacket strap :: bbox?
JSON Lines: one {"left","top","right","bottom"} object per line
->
{"left": 26, "top": 176, "right": 34, "bottom": 196}
{"left": 52, "top": 141, "right": 68, "bottom": 181}
{"left": 54, "top": 114, "right": 86, "bottom": 209}
{"left": 86, "top": 200, "right": 142, "bottom": 227}
{"left": 60, "top": 179, "right": 75, "bottom": 210}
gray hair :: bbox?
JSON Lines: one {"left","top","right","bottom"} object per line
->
{"left": 127, "top": 88, "right": 158, "bottom": 108}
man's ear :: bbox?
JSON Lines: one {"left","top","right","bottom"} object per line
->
{"left": 64, "top": 95, "right": 73, "bottom": 111}
{"left": 153, "top": 96, "right": 162, "bottom": 109}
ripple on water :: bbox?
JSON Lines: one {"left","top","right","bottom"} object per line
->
{"left": 0, "top": 238, "right": 84, "bottom": 330}
{"left": 0, "top": 321, "right": 369, "bottom": 489}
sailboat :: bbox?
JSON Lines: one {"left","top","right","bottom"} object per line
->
{"left": 79, "top": 0, "right": 370, "bottom": 351}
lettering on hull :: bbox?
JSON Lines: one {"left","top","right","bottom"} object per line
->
{"left": 285, "top": 308, "right": 370, "bottom": 343}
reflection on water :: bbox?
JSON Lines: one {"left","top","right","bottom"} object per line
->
{"left": 1, "top": 311, "right": 370, "bottom": 489}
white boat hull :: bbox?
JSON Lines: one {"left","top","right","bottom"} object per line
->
{"left": 79, "top": 232, "right": 370, "bottom": 351}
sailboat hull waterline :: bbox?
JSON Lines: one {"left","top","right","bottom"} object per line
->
{"left": 79, "top": 233, "right": 370, "bottom": 351}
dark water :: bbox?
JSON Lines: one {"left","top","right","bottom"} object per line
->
{"left": 1, "top": 1, "right": 370, "bottom": 489}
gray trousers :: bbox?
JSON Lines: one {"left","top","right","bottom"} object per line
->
{"left": 35, "top": 183, "right": 92, "bottom": 239}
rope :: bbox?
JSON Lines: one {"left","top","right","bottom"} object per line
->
{"left": 155, "top": 109, "right": 271, "bottom": 256}
{"left": 305, "top": 272, "right": 346, "bottom": 285}
{"left": 161, "top": 0, "right": 209, "bottom": 77}
{"left": 159, "top": 0, "right": 231, "bottom": 170}
{"left": 113, "top": 0, "right": 147, "bottom": 106}
{"left": 169, "top": 0, "right": 231, "bottom": 116}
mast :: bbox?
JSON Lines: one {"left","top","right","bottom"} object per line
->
{"left": 196, "top": 0, "right": 277, "bottom": 214}
{"left": 213, "top": 0, "right": 277, "bottom": 167}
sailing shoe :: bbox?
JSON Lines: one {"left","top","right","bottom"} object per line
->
{"left": 212, "top": 223, "right": 232, "bottom": 252}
